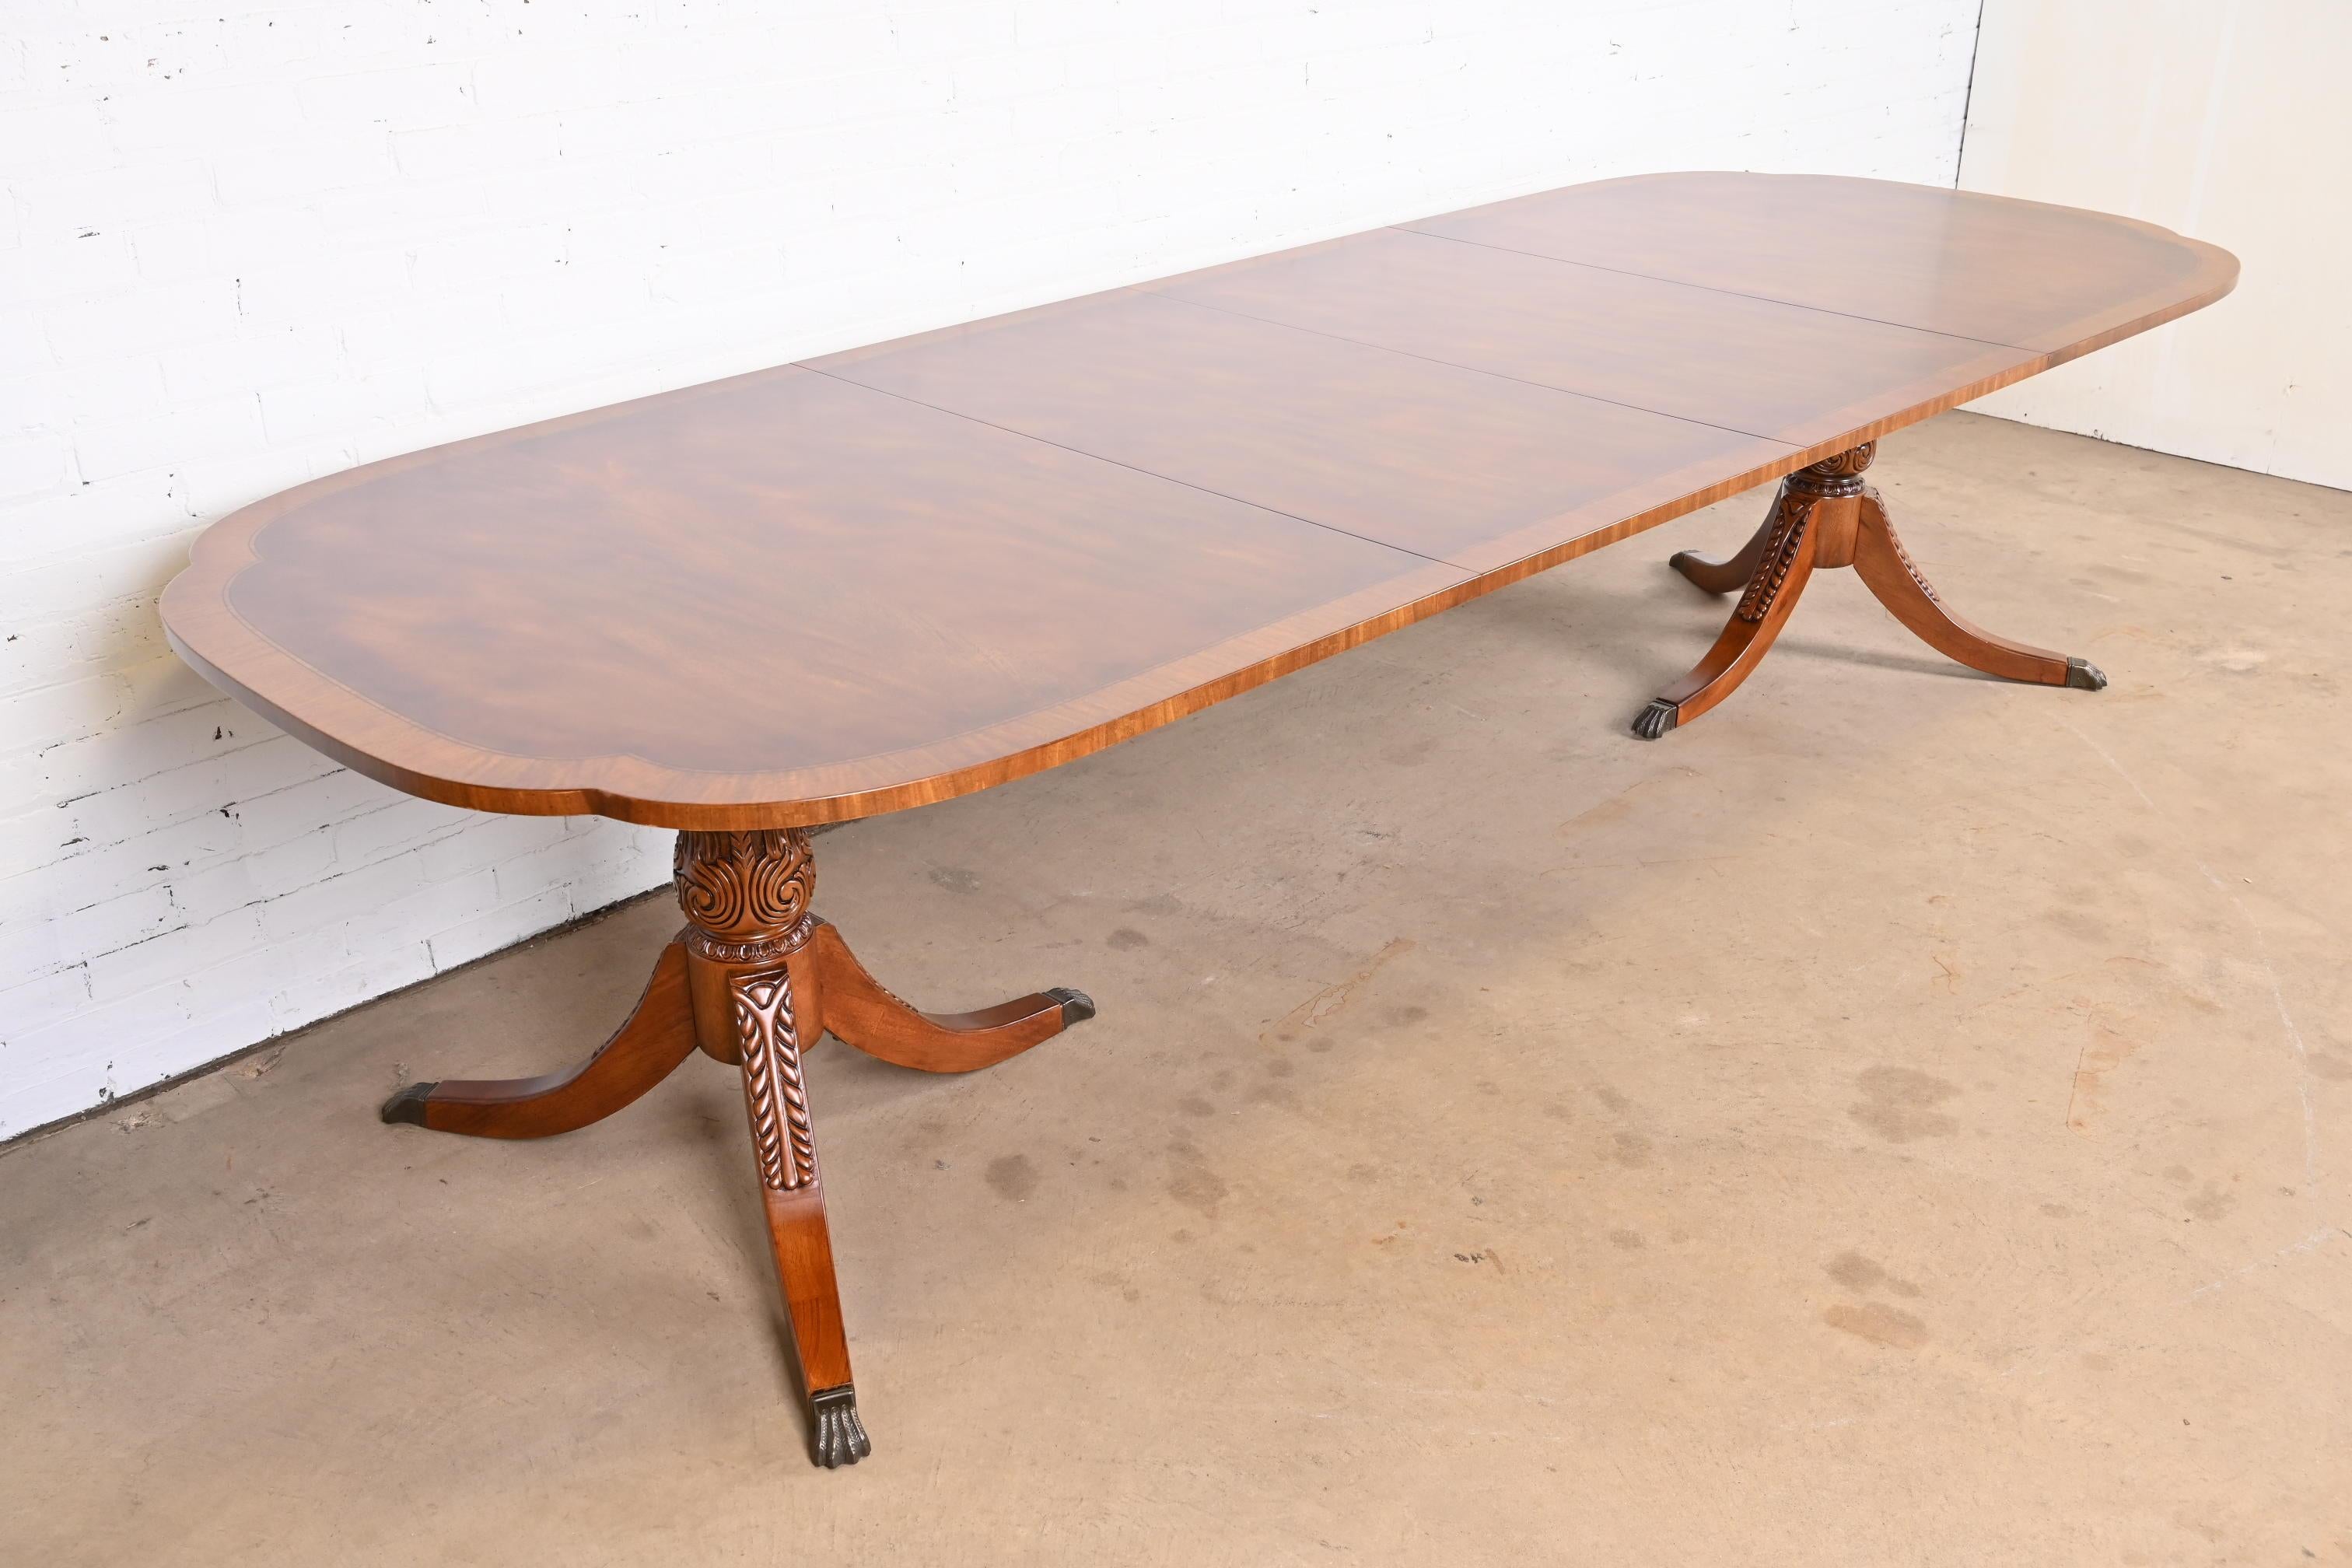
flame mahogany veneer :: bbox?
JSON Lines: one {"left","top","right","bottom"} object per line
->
{"left": 161, "top": 173, "right": 2236, "bottom": 1468}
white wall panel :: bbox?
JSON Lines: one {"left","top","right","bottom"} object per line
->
{"left": 1960, "top": 0, "right": 2350, "bottom": 489}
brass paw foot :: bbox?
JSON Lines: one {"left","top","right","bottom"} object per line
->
{"left": 810, "top": 1385, "right": 872, "bottom": 1468}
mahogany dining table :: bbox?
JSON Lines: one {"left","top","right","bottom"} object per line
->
{"left": 159, "top": 172, "right": 2237, "bottom": 1467}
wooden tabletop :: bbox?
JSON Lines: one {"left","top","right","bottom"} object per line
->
{"left": 160, "top": 173, "right": 2236, "bottom": 828}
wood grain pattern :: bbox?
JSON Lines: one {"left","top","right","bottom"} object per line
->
{"left": 164, "top": 370, "right": 1461, "bottom": 825}
{"left": 1405, "top": 171, "right": 2238, "bottom": 351}
{"left": 159, "top": 173, "right": 2236, "bottom": 828}
{"left": 814, "top": 287, "right": 1797, "bottom": 572}
{"left": 1143, "top": 226, "right": 2038, "bottom": 447}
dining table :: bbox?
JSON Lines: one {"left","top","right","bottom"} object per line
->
{"left": 159, "top": 170, "right": 2238, "bottom": 1467}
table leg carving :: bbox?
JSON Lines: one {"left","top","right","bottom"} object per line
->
{"left": 674, "top": 826, "right": 870, "bottom": 1467}
{"left": 1635, "top": 475, "right": 1824, "bottom": 739}
{"left": 1638, "top": 441, "right": 2105, "bottom": 737}
{"left": 379, "top": 938, "right": 697, "bottom": 1136}
{"left": 376, "top": 821, "right": 1095, "bottom": 1468}
{"left": 733, "top": 952, "right": 868, "bottom": 1466}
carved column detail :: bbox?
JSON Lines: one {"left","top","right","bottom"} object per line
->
{"left": 674, "top": 828, "right": 824, "bottom": 1191}
{"left": 1790, "top": 440, "right": 1875, "bottom": 495}
{"left": 1734, "top": 488, "right": 1817, "bottom": 624}
{"left": 736, "top": 966, "right": 816, "bottom": 1191}
{"left": 674, "top": 828, "right": 817, "bottom": 963}
{"left": 1736, "top": 443, "right": 1877, "bottom": 618}
{"left": 1860, "top": 483, "right": 1941, "bottom": 604}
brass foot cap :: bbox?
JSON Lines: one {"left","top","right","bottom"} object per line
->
{"left": 380, "top": 1082, "right": 436, "bottom": 1125}
{"left": 1631, "top": 698, "right": 1678, "bottom": 741}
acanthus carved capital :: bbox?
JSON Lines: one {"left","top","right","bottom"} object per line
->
{"left": 674, "top": 828, "right": 817, "bottom": 962}
{"left": 1790, "top": 441, "right": 1876, "bottom": 499}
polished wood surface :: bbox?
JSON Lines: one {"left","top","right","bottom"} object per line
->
{"left": 380, "top": 938, "right": 696, "bottom": 1138}
{"left": 1848, "top": 485, "right": 2095, "bottom": 688}
{"left": 814, "top": 287, "right": 1794, "bottom": 572}
{"left": 160, "top": 173, "right": 2235, "bottom": 828}
{"left": 165, "top": 371, "right": 1460, "bottom": 824}
{"left": 1406, "top": 172, "right": 2236, "bottom": 349}
{"left": 1143, "top": 226, "right": 2036, "bottom": 447}
{"left": 811, "top": 919, "right": 1090, "bottom": 1074}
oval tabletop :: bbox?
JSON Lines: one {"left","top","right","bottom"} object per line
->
{"left": 160, "top": 172, "right": 2236, "bottom": 828}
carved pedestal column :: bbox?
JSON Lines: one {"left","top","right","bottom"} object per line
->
{"left": 674, "top": 827, "right": 870, "bottom": 1467}
{"left": 382, "top": 820, "right": 1099, "bottom": 1470}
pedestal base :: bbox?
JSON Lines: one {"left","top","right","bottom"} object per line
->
{"left": 380, "top": 827, "right": 1095, "bottom": 1469}
{"left": 1640, "top": 442, "right": 2108, "bottom": 737}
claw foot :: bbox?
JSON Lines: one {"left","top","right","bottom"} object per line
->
{"left": 810, "top": 1385, "right": 871, "bottom": 1468}
{"left": 2065, "top": 657, "right": 2108, "bottom": 691}
{"left": 1630, "top": 698, "right": 1678, "bottom": 741}
{"left": 1045, "top": 986, "right": 1096, "bottom": 1025}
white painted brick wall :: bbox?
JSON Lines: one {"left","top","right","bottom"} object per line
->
{"left": 0, "top": 0, "right": 1981, "bottom": 1138}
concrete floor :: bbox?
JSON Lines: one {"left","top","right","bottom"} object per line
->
{"left": 5, "top": 412, "right": 2348, "bottom": 1565}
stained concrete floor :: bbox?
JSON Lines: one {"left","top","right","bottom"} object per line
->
{"left": 5, "top": 412, "right": 2349, "bottom": 1566}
